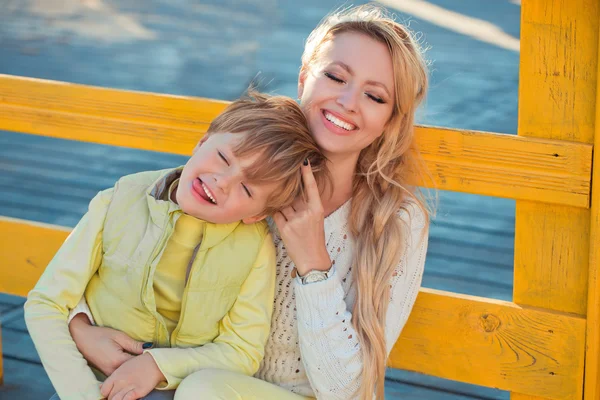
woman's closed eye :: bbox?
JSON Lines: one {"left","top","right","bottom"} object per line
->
{"left": 325, "top": 72, "right": 386, "bottom": 104}
{"left": 324, "top": 71, "right": 344, "bottom": 84}
{"left": 366, "top": 93, "right": 385, "bottom": 104}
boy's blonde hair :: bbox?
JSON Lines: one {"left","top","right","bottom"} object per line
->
{"left": 206, "top": 91, "right": 329, "bottom": 216}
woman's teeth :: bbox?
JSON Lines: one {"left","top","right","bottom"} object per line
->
{"left": 324, "top": 111, "right": 355, "bottom": 131}
{"left": 201, "top": 181, "right": 216, "bottom": 204}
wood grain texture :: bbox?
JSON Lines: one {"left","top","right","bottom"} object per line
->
{"left": 0, "top": 217, "right": 70, "bottom": 297}
{"left": 584, "top": 17, "right": 600, "bottom": 400}
{"left": 514, "top": 1, "right": 599, "bottom": 399}
{"left": 0, "top": 75, "right": 593, "bottom": 207}
{"left": 413, "top": 126, "right": 591, "bottom": 207}
{"left": 0, "top": 217, "right": 586, "bottom": 398}
{"left": 390, "top": 288, "right": 585, "bottom": 399}
{"left": 515, "top": 0, "right": 598, "bottom": 314}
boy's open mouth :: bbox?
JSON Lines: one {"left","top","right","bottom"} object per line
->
{"left": 192, "top": 178, "right": 217, "bottom": 205}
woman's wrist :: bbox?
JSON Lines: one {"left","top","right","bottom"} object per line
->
{"left": 295, "top": 252, "right": 332, "bottom": 276}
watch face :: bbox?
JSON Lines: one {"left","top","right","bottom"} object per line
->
{"left": 303, "top": 271, "right": 327, "bottom": 284}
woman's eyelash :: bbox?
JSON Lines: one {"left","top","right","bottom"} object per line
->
{"left": 324, "top": 72, "right": 344, "bottom": 83}
{"left": 325, "top": 72, "right": 386, "bottom": 104}
{"left": 367, "top": 93, "right": 385, "bottom": 104}
{"left": 218, "top": 151, "right": 229, "bottom": 165}
{"left": 242, "top": 184, "right": 252, "bottom": 198}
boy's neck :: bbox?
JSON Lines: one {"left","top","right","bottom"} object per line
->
{"left": 321, "top": 153, "right": 357, "bottom": 217}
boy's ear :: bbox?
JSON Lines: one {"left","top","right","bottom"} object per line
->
{"left": 193, "top": 135, "right": 209, "bottom": 154}
{"left": 242, "top": 213, "right": 268, "bottom": 225}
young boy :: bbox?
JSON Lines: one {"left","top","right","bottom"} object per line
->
{"left": 24, "top": 92, "right": 327, "bottom": 400}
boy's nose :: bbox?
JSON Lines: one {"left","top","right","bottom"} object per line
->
{"left": 214, "top": 173, "right": 236, "bottom": 193}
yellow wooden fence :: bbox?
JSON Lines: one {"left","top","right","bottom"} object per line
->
{"left": 0, "top": 0, "right": 599, "bottom": 398}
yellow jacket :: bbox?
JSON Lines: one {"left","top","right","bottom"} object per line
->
{"left": 24, "top": 168, "right": 276, "bottom": 399}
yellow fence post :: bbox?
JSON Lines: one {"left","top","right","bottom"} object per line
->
{"left": 515, "top": 0, "right": 599, "bottom": 399}
{"left": 585, "top": 18, "right": 600, "bottom": 400}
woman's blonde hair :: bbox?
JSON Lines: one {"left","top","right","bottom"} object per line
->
{"left": 302, "top": 4, "right": 431, "bottom": 398}
{"left": 207, "top": 91, "right": 329, "bottom": 216}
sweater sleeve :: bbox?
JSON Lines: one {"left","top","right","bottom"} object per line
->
{"left": 24, "top": 188, "right": 114, "bottom": 400}
{"left": 294, "top": 204, "right": 429, "bottom": 399}
{"left": 146, "top": 233, "right": 277, "bottom": 389}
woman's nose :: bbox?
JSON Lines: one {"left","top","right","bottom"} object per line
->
{"left": 337, "top": 86, "right": 359, "bottom": 112}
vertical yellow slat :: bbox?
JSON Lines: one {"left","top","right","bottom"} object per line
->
{"left": 514, "top": 0, "right": 599, "bottom": 399}
{"left": 584, "top": 18, "right": 600, "bottom": 400}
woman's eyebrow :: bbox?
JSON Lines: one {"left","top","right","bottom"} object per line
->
{"left": 331, "top": 61, "right": 391, "bottom": 97}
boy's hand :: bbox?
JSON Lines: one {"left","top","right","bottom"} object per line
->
{"left": 70, "top": 314, "right": 147, "bottom": 376}
{"left": 100, "top": 353, "right": 165, "bottom": 400}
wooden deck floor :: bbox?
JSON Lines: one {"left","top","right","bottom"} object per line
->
{"left": 0, "top": 0, "right": 520, "bottom": 398}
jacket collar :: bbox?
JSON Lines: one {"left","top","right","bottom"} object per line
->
{"left": 146, "top": 167, "right": 241, "bottom": 250}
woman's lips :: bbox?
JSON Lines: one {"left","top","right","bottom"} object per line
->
{"left": 321, "top": 110, "right": 356, "bottom": 136}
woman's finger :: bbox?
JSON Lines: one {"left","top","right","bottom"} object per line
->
{"left": 301, "top": 160, "right": 322, "bottom": 210}
{"left": 273, "top": 211, "right": 287, "bottom": 227}
{"left": 291, "top": 196, "right": 307, "bottom": 212}
{"left": 279, "top": 206, "right": 295, "bottom": 221}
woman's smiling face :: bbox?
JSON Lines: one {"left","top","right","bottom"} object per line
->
{"left": 298, "top": 32, "right": 395, "bottom": 160}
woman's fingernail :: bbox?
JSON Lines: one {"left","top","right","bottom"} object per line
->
{"left": 142, "top": 342, "right": 154, "bottom": 349}
{"left": 303, "top": 158, "right": 309, "bottom": 166}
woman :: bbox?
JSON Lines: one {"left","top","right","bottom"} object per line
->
{"left": 68, "top": 4, "right": 431, "bottom": 399}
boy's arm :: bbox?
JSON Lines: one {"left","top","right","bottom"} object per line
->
{"left": 24, "top": 188, "right": 114, "bottom": 400}
{"left": 146, "top": 233, "right": 276, "bottom": 390}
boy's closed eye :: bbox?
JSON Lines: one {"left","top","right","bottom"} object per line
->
{"left": 217, "top": 148, "right": 253, "bottom": 198}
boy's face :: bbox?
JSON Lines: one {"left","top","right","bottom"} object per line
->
{"left": 176, "top": 132, "right": 278, "bottom": 224}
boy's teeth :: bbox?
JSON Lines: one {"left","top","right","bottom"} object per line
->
{"left": 324, "top": 112, "right": 355, "bottom": 131}
{"left": 201, "top": 182, "right": 216, "bottom": 204}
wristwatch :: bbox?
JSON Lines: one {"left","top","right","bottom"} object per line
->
{"left": 293, "top": 266, "right": 333, "bottom": 285}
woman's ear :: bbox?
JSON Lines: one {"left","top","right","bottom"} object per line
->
{"left": 298, "top": 66, "right": 307, "bottom": 100}
{"left": 242, "top": 213, "right": 268, "bottom": 225}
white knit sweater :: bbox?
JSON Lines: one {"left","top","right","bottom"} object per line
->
{"left": 70, "top": 199, "right": 428, "bottom": 399}
{"left": 256, "top": 199, "right": 428, "bottom": 399}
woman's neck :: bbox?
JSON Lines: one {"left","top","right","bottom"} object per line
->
{"left": 321, "top": 152, "right": 358, "bottom": 217}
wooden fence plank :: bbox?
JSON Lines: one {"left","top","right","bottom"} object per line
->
{"left": 584, "top": 14, "right": 600, "bottom": 399}
{"left": 513, "top": 0, "right": 599, "bottom": 399}
{"left": 0, "top": 217, "right": 70, "bottom": 298}
{"left": 0, "top": 75, "right": 593, "bottom": 207}
{"left": 390, "top": 288, "right": 585, "bottom": 400}
{"left": 516, "top": 0, "right": 597, "bottom": 316}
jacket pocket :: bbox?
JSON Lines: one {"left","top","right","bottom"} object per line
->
{"left": 176, "top": 286, "right": 239, "bottom": 342}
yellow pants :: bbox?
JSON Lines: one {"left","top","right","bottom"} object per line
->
{"left": 174, "top": 369, "right": 313, "bottom": 400}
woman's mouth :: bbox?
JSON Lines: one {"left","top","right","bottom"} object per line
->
{"left": 322, "top": 110, "right": 357, "bottom": 135}
{"left": 192, "top": 178, "right": 217, "bottom": 205}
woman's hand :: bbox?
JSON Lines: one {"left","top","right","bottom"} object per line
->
{"left": 69, "top": 313, "right": 148, "bottom": 376}
{"left": 273, "top": 161, "right": 332, "bottom": 276}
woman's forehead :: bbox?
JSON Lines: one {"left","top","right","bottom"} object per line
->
{"left": 314, "top": 32, "right": 395, "bottom": 89}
